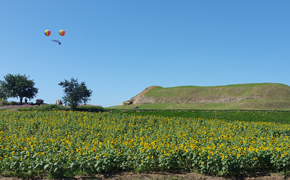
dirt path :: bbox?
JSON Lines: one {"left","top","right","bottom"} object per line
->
{"left": 1, "top": 172, "right": 289, "bottom": 180}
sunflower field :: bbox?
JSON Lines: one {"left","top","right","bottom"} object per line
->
{"left": 1, "top": 110, "right": 290, "bottom": 177}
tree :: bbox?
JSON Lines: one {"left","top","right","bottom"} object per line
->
{"left": 0, "top": 89, "right": 7, "bottom": 101}
{"left": 0, "top": 74, "right": 38, "bottom": 104}
{"left": 0, "top": 82, "right": 8, "bottom": 101}
{"left": 58, "top": 78, "right": 93, "bottom": 110}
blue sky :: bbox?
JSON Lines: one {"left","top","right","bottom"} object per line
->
{"left": 1, "top": 1, "right": 289, "bottom": 107}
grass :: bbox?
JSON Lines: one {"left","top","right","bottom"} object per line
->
{"left": 121, "top": 83, "right": 290, "bottom": 110}
{"left": 76, "top": 105, "right": 105, "bottom": 112}
{"left": 146, "top": 83, "right": 289, "bottom": 97}
{"left": 109, "top": 109, "right": 290, "bottom": 124}
{"left": 108, "top": 101, "right": 290, "bottom": 111}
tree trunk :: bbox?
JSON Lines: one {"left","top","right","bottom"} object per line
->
{"left": 20, "top": 97, "right": 23, "bottom": 105}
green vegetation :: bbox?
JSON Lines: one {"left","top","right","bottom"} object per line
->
{"left": 145, "top": 83, "right": 289, "bottom": 97}
{"left": 109, "top": 101, "right": 290, "bottom": 110}
{"left": 0, "top": 99, "right": 10, "bottom": 106}
{"left": 58, "top": 78, "right": 93, "bottom": 110}
{"left": 75, "top": 105, "right": 105, "bottom": 112}
{"left": 119, "top": 83, "right": 290, "bottom": 110}
{"left": 17, "top": 104, "right": 68, "bottom": 111}
{"left": 112, "top": 109, "right": 290, "bottom": 124}
{"left": 16, "top": 104, "right": 104, "bottom": 112}
{"left": 1, "top": 110, "right": 290, "bottom": 178}
{"left": 0, "top": 89, "right": 7, "bottom": 101}
{"left": 0, "top": 74, "right": 38, "bottom": 104}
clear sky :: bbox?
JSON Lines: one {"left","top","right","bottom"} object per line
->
{"left": 1, "top": 1, "right": 289, "bottom": 107}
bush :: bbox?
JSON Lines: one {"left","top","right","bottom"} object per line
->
{"left": 17, "top": 104, "right": 68, "bottom": 111}
{"left": 0, "top": 100, "right": 7, "bottom": 106}
{"left": 0, "top": 104, "right": 37, "bottom": 111}
{"left": 17, "top": 104, "right": 104, "bottom": 112}
{"left": 0, "top": 99, "right": 19, "bottom": 106}
{"left": 0, "top": 101, "right": 20, "bottom": 106}
{"left": 76, "top": 105, "right": 105, "bottom": 112}
{"left": 7, "top": 101, "right": 19, "bottom": 105}
{"left": 17, "top": 106, "right": 35, "bottom": 111}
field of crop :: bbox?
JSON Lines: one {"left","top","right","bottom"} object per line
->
{"left": 116, "top": 109, "right": 290, "bottom": 124}
{"left": 1, "top": 110, "right": 290, "bottom": 178}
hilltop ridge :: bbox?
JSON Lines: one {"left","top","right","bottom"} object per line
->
{"left": 119, "top": 83, "right": 290, "bottom": 110}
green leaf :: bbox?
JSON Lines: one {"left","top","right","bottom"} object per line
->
{"left": 44, "top": 164, "right": 50, "bottom": 170}
{"left": 54, "top": 167, "right": 58, "bottom": 173}
{"left": 33, "top": 163, "right": 39, "bottom": 170}
{"left": 94, "top": 163, "right": 99, "bottom": 168}
{"left": 69, "top": 162, "right": 74, "bottom": 168}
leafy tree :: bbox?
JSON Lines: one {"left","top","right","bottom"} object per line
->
{"left": 58, "top": 78, "right": 93, "bottom": 110}
{"left": 0, "top": 82, "right": 8, "bottom": 101}
{"left": 0, "top": 90, "right": 7, "bottom": 101}
{"left": 0, "top": 74, "right": 38, "bottom": 104}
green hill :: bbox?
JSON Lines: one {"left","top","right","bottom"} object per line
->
{"left": 116, "top": 83, "right": 290, "bottom": 110}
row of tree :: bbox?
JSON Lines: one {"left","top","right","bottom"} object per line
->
{"left": 0, "top": 74, "right": 92, "bottom": 110}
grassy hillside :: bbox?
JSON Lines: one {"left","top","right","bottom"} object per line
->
{"left": 114, "top": 83, "right": 290, "bottom": 110}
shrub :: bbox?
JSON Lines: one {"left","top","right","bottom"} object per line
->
{"left": 17, "top": 104, "right": 68, "bottom": 111}
{"left": 8, "top": 101, "right": 19, "bottom": 105}
{"left": 76, "top": 105, "right": 105, "bottom": 112}
{"left": 0, "top": 104, "right": 37, "bottom": 111}
{"left": 0, "top": 100, "right": 7, "bottom": 106}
